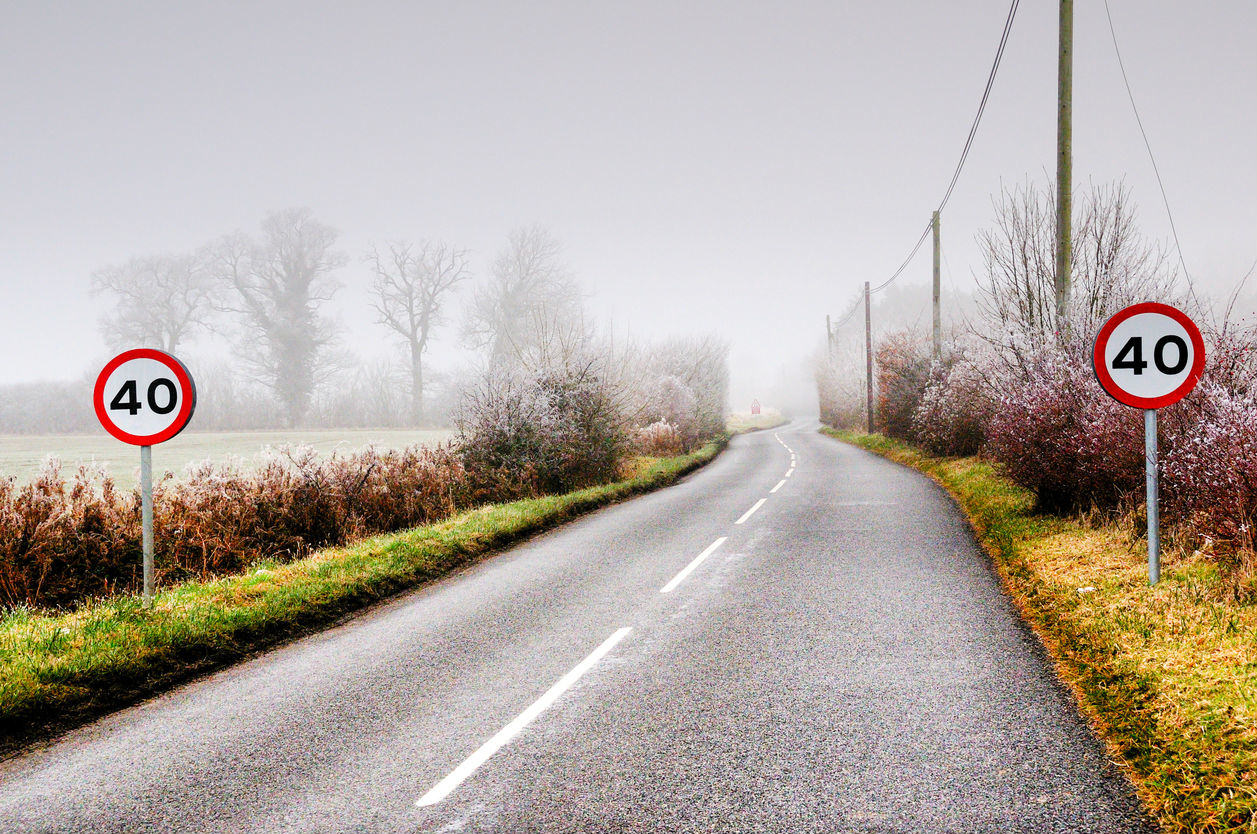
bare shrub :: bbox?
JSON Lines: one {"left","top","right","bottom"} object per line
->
{"left": 814, "top": 347, "right": 864, "bottom": 430}
{"left": 976, "top": 179, "right": 1180, "bottom": 363}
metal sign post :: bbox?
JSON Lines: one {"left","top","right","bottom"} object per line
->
{"left": 140, "top": 444, "right": 154, "bottom": 605}
{"left": 1144, "top": 408, "right": 1159, "bottom": 584}
{"left": 1093, "top": 303, "right": 1204, "bottom": 585}
{"left": 94, "top": 349, "right": 197, "bottom": 607}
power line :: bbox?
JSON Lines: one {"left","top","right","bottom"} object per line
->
{"left": 1102, "top": 0, "right": 1193, "bottom": 287}
{"left": 868, "top": 0, "right": 1020, "bottom": 297}
{"left": 936, "top": 0, "right": 1021, "bottom": 214}
{"left": 869, "top": 220, "right": 932, "bottom": 293}
{"left": 829, "top": 0, "right": 1020, "bottom": 327}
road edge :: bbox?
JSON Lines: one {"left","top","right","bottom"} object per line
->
{"left": 818, "top": 428, "right": 1168, "bottom": 832}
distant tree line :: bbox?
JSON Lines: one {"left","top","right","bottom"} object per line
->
{"left": 0, "top": 212, "right": 608, "bottom": 433}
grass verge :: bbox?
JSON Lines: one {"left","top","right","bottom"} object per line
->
{"left": 822, "top": 428, "right": 1256, "bottom": 833}
{"left": 0, "top": 437, "right": 726, "bottom": 757}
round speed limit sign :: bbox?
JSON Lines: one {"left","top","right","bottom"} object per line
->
{"left": 1093, "top": 302, "right": 1205, "bottom": 409}
{"left": 94, "top": 348, "right": 197, "bottom": 445}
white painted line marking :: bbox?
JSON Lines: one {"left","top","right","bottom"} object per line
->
{"left": 660, "top": 537, "right": 728, "bottom": 593}
{"left": 735, "top": 498, "right": 767, "bottom": 525}
{"left": 770, "top": 479, "right": 786, "bottom": 494}
{"left": 415, "top": 627, "right": 633, "bottom": 807}
{"left": 785, "top": 468, "right": 795, "bottom": 477}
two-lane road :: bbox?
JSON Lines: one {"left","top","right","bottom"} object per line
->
{"left": 0, "top": 421, "right": 1151, "bottom": 832}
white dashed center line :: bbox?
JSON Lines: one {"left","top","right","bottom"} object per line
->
{"left": 735, "top": 498, "right": 767, "bottom": 525}
{"left": 770, "top": 479, "right": 786, "bottom": 494}
{"left": 660, "top": 537, "right": 728, "bottom": 593}
{"left": 415, "top": 627, "right": 633, "bottom": 807}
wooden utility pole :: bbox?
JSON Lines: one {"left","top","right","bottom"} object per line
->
{"left": 864, "top": 281, "right": 874, "bottom": 434}
{"left": 931, "top": 210, "right": 942, "bottom": 360}
{"left": 1055, "top": 0, "right": 1073, "bottom": 336}
{"left": 826, "top": 314, "right": 834, "bottom": 358}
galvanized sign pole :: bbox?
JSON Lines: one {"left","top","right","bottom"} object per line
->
{"left": 1143, "top": 408, "right": 1159, "bottom": 584}
{"left": 140, "top": 444, "right": 154, "bottom": 605}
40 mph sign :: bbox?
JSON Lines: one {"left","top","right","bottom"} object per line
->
{"left": 93, "top": 348, "right": 197, "bottom": 605}
{"left": 94, "top": 348, "right": 196, "bottom": 445}
{"left": 1093, "top": 302, "right": 1205, "bottom": 409}
{"left": 1092, "top": 302, "right": 1204, "bottom": 585}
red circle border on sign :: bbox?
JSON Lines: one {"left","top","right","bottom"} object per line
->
{"left": 1092, "top": 302, "right": 1205, "bottom": 409}
{"left": 93, "top": 348, "right": 198, "bottom": 445}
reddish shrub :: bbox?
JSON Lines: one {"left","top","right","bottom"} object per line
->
{"left": 1163, "top": 383, "right": 1257, "bottom": 547}
{"left": 875, "top": 333, "right": 931, "bottom": 441}
{"left": 0, "top": 444, "right": 471, "bottom": 611}
{"left": 985, "top": 354, "right": 1144, "bottom": 513}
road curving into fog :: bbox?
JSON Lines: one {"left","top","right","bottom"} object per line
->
{"left": 0, "top": 420, "right": 1151, "bottom": 833}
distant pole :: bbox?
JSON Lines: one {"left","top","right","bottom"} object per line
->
{"left": 140, "top": 444, "right": 154, "bottom": 606}
{"left": 1055, "top": 0, "right": 1073, "bottom": 338}
{"left": 932, "top": 210, "right": 942, "bottom": 360}
{"left": 826, "top": 314, "right": 834, "bottom": 359}
{"left": 864, "top": 281, "right": 874, "bottom": 434}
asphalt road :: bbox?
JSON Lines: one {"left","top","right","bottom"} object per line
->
{"left": 0, "top": 421, "right": 1152, "bottom": 833}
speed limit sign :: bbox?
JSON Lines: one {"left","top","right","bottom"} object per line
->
{"left": 1093, "top": 302, "right": 1204, "bottom": 586}
{"left": 94, "top": 348, "right": 196, "bottom": 445}
{"left": 93, "top": 348, "right": 196, "bottom": 605}
{"left": 1093, "top": 302, "right": 1205, "bottom": 408}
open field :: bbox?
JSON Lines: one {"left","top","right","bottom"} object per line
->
{"left": 0, "top": 429, "right": 455, "bottom": 490}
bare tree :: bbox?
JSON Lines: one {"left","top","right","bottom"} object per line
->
{"left": 976, "top": 179, "right": 1180, "bottom": 364}
{"left": 90, "top": 252, "right": 216, "bottom": 353}
{"left": 369, "top": 241, "right": 470, "bottom": 424}
{"left": 213, "top": 208, "right": 346, "bottom": 426}
{"left": 464, "top": 226, "right": 585, "bottom": 365}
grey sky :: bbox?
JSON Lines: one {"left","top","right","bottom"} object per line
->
{"left": 1, "top": 1, "right": 1253, "bottom": 409}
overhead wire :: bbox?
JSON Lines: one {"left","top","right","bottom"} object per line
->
{"left": 832, "top": 0, "right": 1021, "bottom": 325}
{"left": 1101, "top": 0, "right": 1194, "bottom": 290}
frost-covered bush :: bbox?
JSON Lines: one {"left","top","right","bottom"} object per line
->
{"left": 875, "top": 333, "right": 931, "bottom": 441}
{"left": 1163, "top": 383, "right": 1257, "bottom": 547}
{"left": 639, "top": 337, "right": 729, "bottom": 444}
{"left": 913, "top": 346, "right": 998, "bottom": 457}
{"left": 985, "top": 353, "right": 1143, "bottom": 513}
{"left": 0, "top": 445, "right": 467, "bottom": 610}
{"left": 456, "top": 364, "right": 627, "bottom": 499}
{"left": 638, "top": 375, "right": 700, "bottom": 450}
{"left": 633, "top": 420, "right": 684, "bottom": 457}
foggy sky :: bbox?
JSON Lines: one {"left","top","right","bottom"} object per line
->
{"left": 1, "top": 0, "right": 1254, "bottom": 411}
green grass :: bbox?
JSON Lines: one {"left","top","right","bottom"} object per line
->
{"left": 823, "top": 428, "right": 1257, "bottom": 833}
{"left": 0, "top": 438, "right": 725, "bottom": 755}
{"left": 0, "top": 428, "right": 455, "bottom": 489}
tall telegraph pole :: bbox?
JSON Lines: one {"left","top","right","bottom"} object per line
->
{"left": 1055, "top": 0, "right": 1073, "bottom": 336}
{"left": 864, "top": 281, "right": 874, "bottom": 433}
{"left": 931, "top": 210, "right": 942, "bottom": 359}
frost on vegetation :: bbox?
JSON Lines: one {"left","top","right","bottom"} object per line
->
{"left": 815, "top": 178, "right": 1257, "bottom": 578}
{"left": 0, "top": 328, "right": 731, "bottom": 612}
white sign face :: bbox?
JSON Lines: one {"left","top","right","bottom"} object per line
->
{"left": 1093, "top": 303, "right": 1204, "bottom": 409}
{"left": 94, "top": 349, "right": 196, "bottom": 445}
